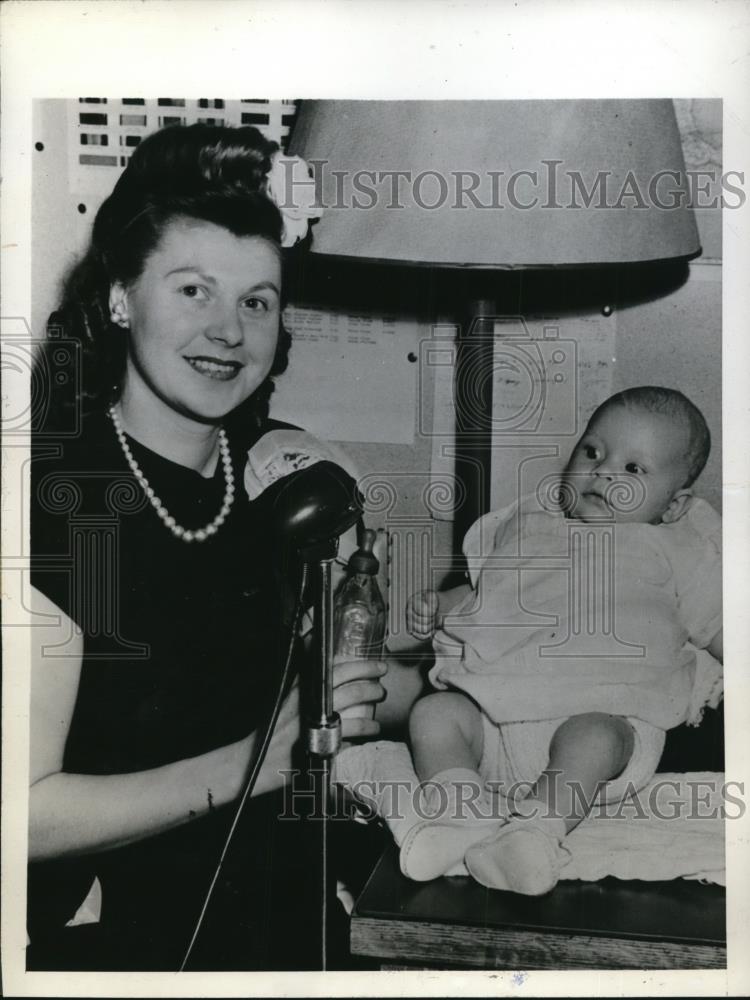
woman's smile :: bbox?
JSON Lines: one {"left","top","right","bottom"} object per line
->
{"left": 184, "top": 355, "right": 244, "bottom": 380}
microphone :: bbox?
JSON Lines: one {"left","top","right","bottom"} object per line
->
{"left": 262, "top": 460, "right": 363, "bottom": 549}
{"left": 244, "top": 429, "right": 364, "bottom": 550}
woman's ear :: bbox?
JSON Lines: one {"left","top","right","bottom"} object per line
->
{"left": 108, "top": 283, "right": 130, "bottom": 329}
{"left": 661, "top": 488, "right": 693, "bottom": 524}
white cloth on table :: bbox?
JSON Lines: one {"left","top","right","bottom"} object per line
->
{"left": 334, "top": 741, "right": 725, "bottom": 886}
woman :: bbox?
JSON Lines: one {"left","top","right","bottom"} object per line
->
{"left": 27, "top": 123, "right": 406, "bottom": 970}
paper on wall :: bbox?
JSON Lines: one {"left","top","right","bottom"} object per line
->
{"left": 270, "top": 304, "right": 419, "bottom": 444}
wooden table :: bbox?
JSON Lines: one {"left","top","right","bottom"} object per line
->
{"left": 350, "top": 845, "right": 726, "bottom": 970}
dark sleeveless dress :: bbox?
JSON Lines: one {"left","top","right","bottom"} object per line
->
{"left": 27, "top": 410, "right": 331, "bottom": 970}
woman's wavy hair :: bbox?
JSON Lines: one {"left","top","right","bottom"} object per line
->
{"left": 38, "top": 123, "right": 293, "bottom": 434}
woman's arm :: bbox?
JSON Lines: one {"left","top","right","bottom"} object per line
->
{"left": 29, "top": 587, "right": 272, "bottom": 860}
{"left": 29, "top": 588, "right": 384, "bottom": 862}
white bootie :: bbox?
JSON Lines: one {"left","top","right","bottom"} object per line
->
{"left": 333, "top": 741, "right": 423, "bottom": 846}
{"left": 465, "top": 816, "right": 569, "bottom": 895}
{"left": 399, "top": 768, "right": 506, "bottom": 882}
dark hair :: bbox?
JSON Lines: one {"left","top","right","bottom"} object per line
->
{"left": 591, "top": 385, "right": 711, "bottom": 487}
{"left": 38, "top": 124, "right": 292, "bottom": 432}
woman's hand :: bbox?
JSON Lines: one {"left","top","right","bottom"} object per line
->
{"left": 261, "top": 657, "right": 385, "bottom": 775}
{"left": 332, "top": 657, "right": 386, "bottom": 739}
{"left": 263, "top": 658, "right": 385, "bottom": 779}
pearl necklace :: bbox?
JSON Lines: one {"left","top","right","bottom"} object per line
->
{"left": 108, "top": 405, "right": 235, "bottom": 542}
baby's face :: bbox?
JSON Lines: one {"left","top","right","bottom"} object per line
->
{"left": 562, "top": 404, "right": 692, "bottom": 524}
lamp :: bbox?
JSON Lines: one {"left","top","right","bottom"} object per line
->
{"left": 290, "top": 100, "right": 699, "bottom": 267}
{"left": 286, "top": 102, "right": 699, "bottom": 967}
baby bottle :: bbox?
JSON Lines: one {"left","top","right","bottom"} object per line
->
{"left": 333, "top": 528, "right": 386, "bottom": 719}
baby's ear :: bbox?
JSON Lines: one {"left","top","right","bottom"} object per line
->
{"left": 661, "top": 488, "right": 693, "bottom": 524}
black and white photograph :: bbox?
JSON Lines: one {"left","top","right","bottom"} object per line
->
{"left": 2, "top": 2, "right": 749, "bottom": 996}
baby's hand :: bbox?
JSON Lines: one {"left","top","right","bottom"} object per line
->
{"left": 406, "top": 589, "right": 440, "bottom": 641}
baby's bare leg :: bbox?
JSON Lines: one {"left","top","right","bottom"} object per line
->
{"left": 519, "top": 712, "right": 635, "bottom": 831}
{"left": 409, "top": 690, "right": 484, "bottom": 782}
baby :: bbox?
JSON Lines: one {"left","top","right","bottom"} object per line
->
{"left": 402, "top": 386, "right": 723, "bottom": 893}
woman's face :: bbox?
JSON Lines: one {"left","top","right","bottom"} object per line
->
{"left": 112, "top": 217, "right": 282, "bottom": 424}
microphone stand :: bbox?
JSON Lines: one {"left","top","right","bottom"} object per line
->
{"left": 255, "top": 459, "right": 361, "bottom": 970}
{"left": 298, "top": 535, "right": 342, "bottom": 972}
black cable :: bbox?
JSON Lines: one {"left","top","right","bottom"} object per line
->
{"left": 179, "top": 561, "right": 309, "bottom": 971}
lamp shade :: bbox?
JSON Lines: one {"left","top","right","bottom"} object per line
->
{"left": 289, "top": 100, "right": 700, "bottom": 267}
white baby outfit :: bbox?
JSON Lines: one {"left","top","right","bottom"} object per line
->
{"left": 429, "top": 494, "right": 723, "bottom": 802}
